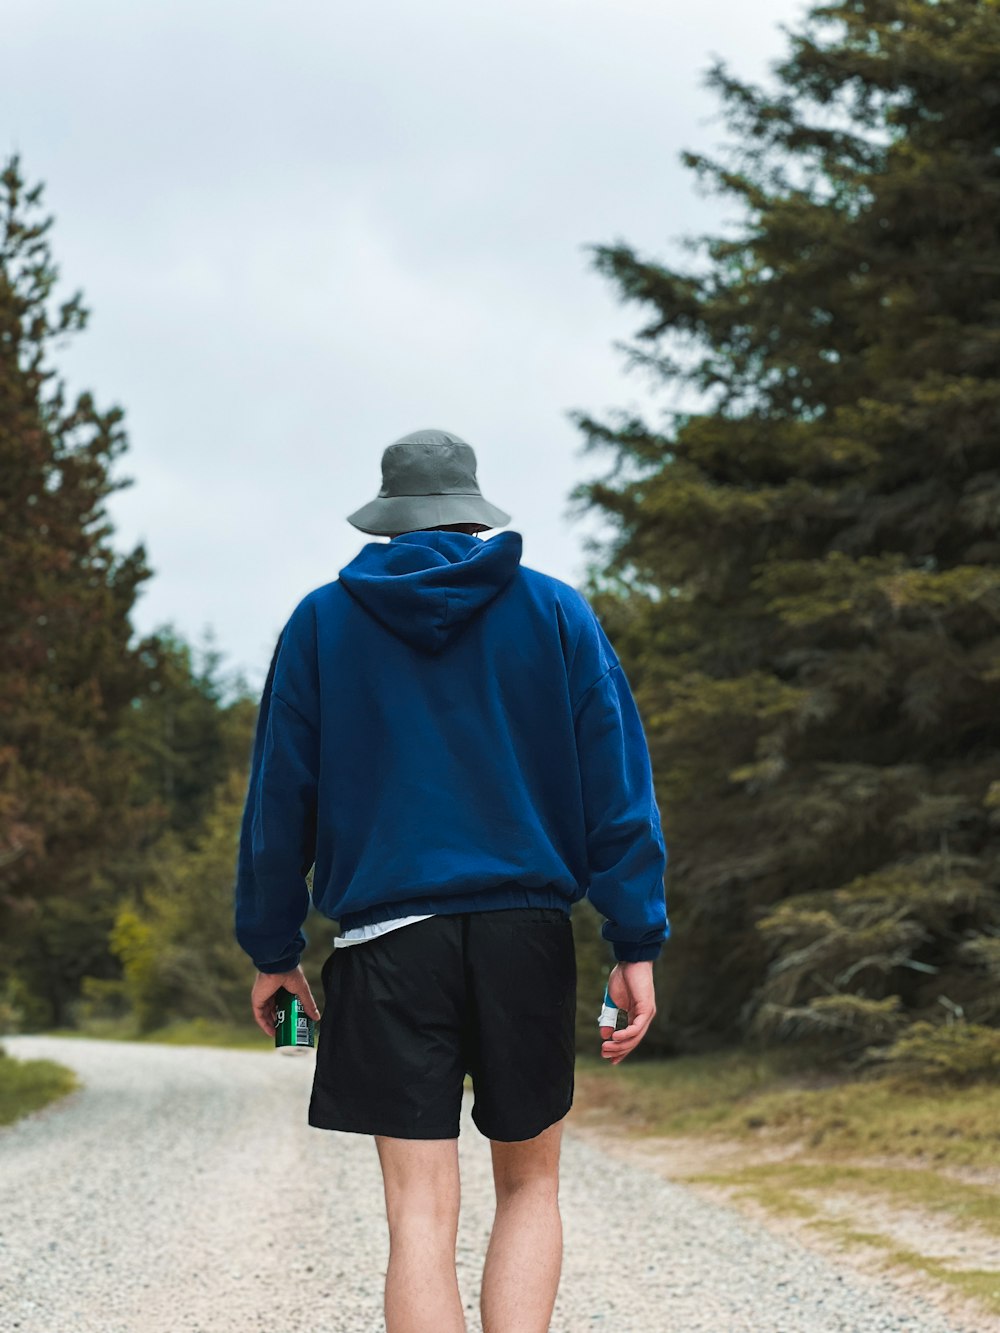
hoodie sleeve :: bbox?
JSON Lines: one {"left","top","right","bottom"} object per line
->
{"left": 571, "top": 608, "right": 670, "bottom": 964}
{"left": 233, "top": 605, "right": 320, "bottom": 973}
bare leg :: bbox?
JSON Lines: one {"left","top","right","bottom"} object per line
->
{"left": 374, "top": 1135, "right": 467, "bottom": 1333}
{"left": 481, "top": 1117, "right": 565, "bottom": 1333}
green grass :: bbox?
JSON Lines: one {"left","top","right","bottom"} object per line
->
{"left": 573, "top": 1047, "right": 1000, "bottom": 1170}
{"left": 0, "top": 1044, "right": 79, "bottom": 1127}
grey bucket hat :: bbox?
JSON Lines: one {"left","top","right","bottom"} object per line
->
{"left": 346, "top": 428, "right": 512, "bottom": 536}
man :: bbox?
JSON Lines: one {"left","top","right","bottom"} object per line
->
{"left": 234, "top": 427, "right": 669, "bottom": 1333}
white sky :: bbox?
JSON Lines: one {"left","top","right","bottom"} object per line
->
{"left": 3, "top": 0, "right": 811, "bottom": 694}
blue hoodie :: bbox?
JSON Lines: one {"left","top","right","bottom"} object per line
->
{"left": 233, "top": 529, "right": 669, "bottom": 971}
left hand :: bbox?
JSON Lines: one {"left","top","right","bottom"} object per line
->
{"left": 598, "top": 961, "right": 655, "bottom": 1065}
{"left": 251, "top": 964, "right": 322, "bottom": 1038}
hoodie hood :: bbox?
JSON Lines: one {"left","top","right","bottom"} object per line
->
{"left": 338, "top": 529, "right": 524, "bottom": 654}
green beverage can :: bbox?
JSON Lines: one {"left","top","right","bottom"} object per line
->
{"left": 274, "top": 986, "right": 315, "bottom": 1056}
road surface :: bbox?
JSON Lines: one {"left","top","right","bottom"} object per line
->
{"left": 0, "top": 1035, "right": 983, "bottom": 1333}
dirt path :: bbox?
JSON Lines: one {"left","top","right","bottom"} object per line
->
{"left": 567, "top": 1114, "right": 1000, "bottom": 1333}
{"left": 0, "top": 1035, "right": 987, "bottom": 1333}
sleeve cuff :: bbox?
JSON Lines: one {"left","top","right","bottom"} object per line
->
{"left": 613, "top": 941, "right": 663, "bottom": 963}
{"left": 255, "top": 955, "right": 301, "bottom": 974}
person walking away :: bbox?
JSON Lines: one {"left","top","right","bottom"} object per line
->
{"left": 234, "top": 427, "right": 670, "bottom": 1333}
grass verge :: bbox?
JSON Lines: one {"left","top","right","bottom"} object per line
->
{"left": 0, "top": 1043, "right": 79, "bottom": 1127}
{"left": 572, "top": 1046, "right": 1000, "bottom": 1169}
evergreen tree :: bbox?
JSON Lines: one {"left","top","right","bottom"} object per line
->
{"left": 118, "top": 625, "right": 243, "bottom": 842}
{"left": 0, "top": 154, "right": 160, "bottom": 1026}
{"left": 570, "top": 0, "right": 1000, "bottom": 1064}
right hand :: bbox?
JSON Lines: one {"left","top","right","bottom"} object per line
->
{"left": 250, "top": 965, "right": 322, "bottom": 1038}
{"left": 599, "top": 961, "right": 656, "bottom": 1064}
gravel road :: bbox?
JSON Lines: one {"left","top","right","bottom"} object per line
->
{"left": 0, "top": 1035, "right": 985, "bottom": 1333}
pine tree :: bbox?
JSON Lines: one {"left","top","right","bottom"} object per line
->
{"left": 570, "top": 0, "right": 1000, "bottom": 1065}
{"left": 0, "top": 154, "right": 160, "bottom": 1026}
{"left": 117, "top": 625, "right": 242, "bottom": 841}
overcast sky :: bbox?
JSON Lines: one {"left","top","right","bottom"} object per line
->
{"left": 4, "top": 0, "right": 810, "bottom": 694}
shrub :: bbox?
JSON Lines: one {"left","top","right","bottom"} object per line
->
{"left": 856, "top": 1020, "right": 1000, "bottom": 1087}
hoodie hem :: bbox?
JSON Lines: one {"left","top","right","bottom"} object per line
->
{"left": 338, "top": 881, "right": 572, "bottom": 932}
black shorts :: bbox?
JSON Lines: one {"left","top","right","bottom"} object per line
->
{"left": 308, "top": 906, "right": 577, "bottom": 1142}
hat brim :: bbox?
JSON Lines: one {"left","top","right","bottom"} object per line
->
{"left": 346, "top": 494, "right": 512, "bottom": 536}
